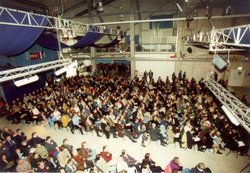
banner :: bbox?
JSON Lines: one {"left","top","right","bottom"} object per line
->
{"left": 29, "top": 51, "right": 45, "bottom": 60}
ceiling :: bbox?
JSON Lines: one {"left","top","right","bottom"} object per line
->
{"left": 0, "top": 0, "right": 250, "bottom": 20}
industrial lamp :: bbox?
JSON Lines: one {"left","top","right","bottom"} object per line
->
{"left": 14, "top": 75, "right": 39, "bottom": 87}
{"left": 55, "top": 61, "right": 78, "bottom": 76}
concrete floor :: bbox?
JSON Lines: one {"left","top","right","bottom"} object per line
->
{"left": 1, "top": 119, "right": 249, "bottom": 173}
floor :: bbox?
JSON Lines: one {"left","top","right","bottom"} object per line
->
{"left": 1, "top": 119, "right": 249, "bottom": 173}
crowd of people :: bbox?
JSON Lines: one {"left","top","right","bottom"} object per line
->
{"left": 0, "top": 68, "right": 249, "bottom": 172}
{"left": 0, "top": 126, "right": 212, "bottom": 173}
{"left": 96, "top": 63, "right": 130, "bottom": 77}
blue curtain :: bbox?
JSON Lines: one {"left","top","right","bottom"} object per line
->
{"left": 92, "top": 36, "right": 123, "bottom": 48}
{"left": 0, "top": 10, "right": 48, "bottom": 56}
{"left": 36, "top": 32, "right": 104, "bottom": 50}
{"left": 36, "top": 32, "right": 69, "bottom": 50}
{"left": 72, "top": 32, "right": 103, "bottom": 48}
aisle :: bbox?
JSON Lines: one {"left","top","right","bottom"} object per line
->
{"left": 1, "top": 119, "right": 248, "bottom": 173}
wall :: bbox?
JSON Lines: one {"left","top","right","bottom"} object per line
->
{"left": 74, "top": 2, "right": 250, "bottom": 87}
{"left": 135, "top": 61, "right": 175, "bottom": 81}
{"left": 0, "top": 44, "right": 58, "bottom": 102}
{"left": 0, "top": 44, "right": 58, "bottom": 67}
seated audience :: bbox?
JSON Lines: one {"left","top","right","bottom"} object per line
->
{"left": 61, "top": 139, "right": 73, "bottom": 156}
{"left": 141, "top": 153, "right": 163, "bottom": 173}
{"left": 121, "top": 149, "right": 140, "bottom": 171}
{"left": 165, "top": 157, "right": 183, "bottom": 173}
{"left": 27, "top": 132, "right": 45, "bottom": 148}
{"left": 190, "top": 162, "right": 212, "bottom": 173}
{"left": 15, "top": 159, "right": 32, "bottom": 172}
{"left": 100, "top": 145, "right": 112, "bottom": 163}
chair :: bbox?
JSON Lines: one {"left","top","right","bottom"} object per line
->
{"left": 182, "top": 168, "right": 191, "bottom": 173}
{"left": 225, "top": 139, "right": 244, "bottom": 158}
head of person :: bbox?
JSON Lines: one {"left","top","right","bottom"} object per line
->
{"left": 5, "top": 135, "right": 11, "bottom": 141}
{"left": 144, "top": 153, "right": 150, "bottom": 160}
{"left": 46, "top": 136, "right": 51, "bottom": 143}
{"left": 197, "top": 162, "right": 206, "bottom": 170}
{"left": 63, "top": 139, "right": 68, "bottom": 145}
{"left": 121, "top": 149, "right": 126, "bottom": 156}
{"left": 173, "top": 157, "right": 180, "bottom": 164}
{"left": 81, "top": 141, "right": 87, "bottom": 148}
{"left": 1, "top": 153, "right": 7, "bottom": 160}
{"left": 16, "top": 129, "right": 22, "bottom": 134}
{"left": 32, "top": 132, "right": 38, "bottom": 138}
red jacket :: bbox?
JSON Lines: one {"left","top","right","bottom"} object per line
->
{"left": 100, "top": 151, "right": 112, "bottom": 163}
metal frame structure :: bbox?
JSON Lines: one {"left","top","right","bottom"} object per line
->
{"left": 90, "top": 14, "right": 250, "bottom": 25}
{"left": 209, "top": 24, "right": 250, "bottom": 51}
{"left": 203, "top": 72, "right": 250, "bottom": 134}
{"left": 0, "top": 6, "right": 125, "bottom": 36}
{"left": 0, "top": 6, "right": 126, "bottom": 83}
{"left": 0, "top": 59, "right": 72, "bottom": 83}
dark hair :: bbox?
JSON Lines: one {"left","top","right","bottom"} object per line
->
{"left": 145, "top": 153, "right": 150, "bottom": 159}
{"left": 31, "top": 132, "right": 37, "bottom": 138}
{"left": 46, "top": 136, "right": 51, "bottom": 141}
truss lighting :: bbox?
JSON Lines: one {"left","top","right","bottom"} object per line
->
{"left": 14, "top": 75, "right": 39, "bottom": 87}
{"left": 221, "top": 105, "right": 240, "bottom": 126}
{"left": 55, "top": 61, "right": 78, "bottom": 76}
{"left": 55, "top": 67, "right": 67, "bottom": 76}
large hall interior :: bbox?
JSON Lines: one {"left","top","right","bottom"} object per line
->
{"left": 0, "top": 0, "right": 250, "bottom": 173}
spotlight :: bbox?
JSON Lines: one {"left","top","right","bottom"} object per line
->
{"left": 237, "top": 67, "right": 243, "bottom": 71}
{"left": 176, "top": 3, "right": 183, "bottom": 12}
{"left": 225, "top": 6, "right": 232, "bottom": 15}
{"left": 55, "top": 61, "right": 78, "bottom": 76}
{"left": 55, "top": 67, "right": 67, "bottom": 76}
{"left": 120, "top": 14, "right": 124, "bottom": 21}
{"left": 97, "top": 1, "right": 104, "bottom": 13}
{"left": 14, "top": 75, "right": 39, "bottom": 87}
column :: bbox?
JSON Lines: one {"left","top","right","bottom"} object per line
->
{"left": 90, "top": 47, "right": 96, "bottom": 75}
{"left": 130, "top": 0, "right": 135, "bottom": 79}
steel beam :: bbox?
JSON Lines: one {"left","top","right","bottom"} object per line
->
{"left": 203, "top": 72, "right": 250, "bottom": 134}
{"left": 0, "top": 6, "right": 125, "bottom": 36}
{"left": 210, "top": 25, "right": 250, "bottom": 48}
{"left": 0, "top": 59, "right": 72, "bottom": 83}
{"left": 90, "top": 14, "right": 250, "bottom": 25}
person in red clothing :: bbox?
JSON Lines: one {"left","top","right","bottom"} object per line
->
{"left": 99, "top": 145, "right": 112, "bottom": 163}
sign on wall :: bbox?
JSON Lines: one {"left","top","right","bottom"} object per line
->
{"left": 29, "top": 51, "right": 45, "bottom": 60}
{"left": 228, "top": 69, "right": 246, "bottom": 86}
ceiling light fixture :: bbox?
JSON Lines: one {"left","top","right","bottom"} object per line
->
{"left": 55, "top": 61, "right": 78, "bottom": 76}
{"left": 176, "top": 3, "right": 183, "bottom": 12}
{"left": 14, "top": 75, "right": 39, "bottom": 87}
{"left": 97, "top": 1, "right": 104, "bottom": 13}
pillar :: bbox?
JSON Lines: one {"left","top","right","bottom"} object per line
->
{"left": 130, "top": 0, "right": 135, "bottom": 79}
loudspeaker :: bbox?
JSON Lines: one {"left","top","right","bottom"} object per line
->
{"left": 212, "top": 54, "right": 227, "bottom": 72}
{"left": 187, "top": 47, "right": 192, "bottom": 53}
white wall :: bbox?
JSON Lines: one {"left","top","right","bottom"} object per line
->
{"left": 228, "top": 69, "right": 246, "bottom": 86}
{"left": 135, "top": 61, "right": 175, "bottom": 81}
